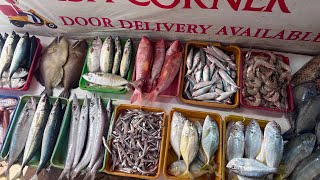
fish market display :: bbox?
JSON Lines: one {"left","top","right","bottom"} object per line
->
{"left": 0, "top": 31, "right": 37, "bottom": 89}
{"left": 167, "top": 112, "right": 219, "bottom": 179}
{"left": 242, "top": 51, "right": 291, "bottom": 111}
{"left": 59, "top": 40, "right": 88, "bottom": 98}
{"left": 0, "top": 97, "right": 18, "bottom": 148}
{"left": 83, "top": 36, "right": 133, "bottom": 90}
{"left": 226, "top": 120, "right": 283, "bottom": 179}
{"left": 59, "top": 94, "right": 112, "bottom": 180}
{"left": 38, "top": 36, "right": 69, "bottom": 95}
{"left": 109, "top": 109, "right": 164, "bottom": 176}
{"left": 131, "top": 37, "right": 182, "bottom": 104}
{"left": 183, "top": 45, "right": 238, "bottom": 104}
{"left": 290, "top": 149, "right": 320, "bottom": 180}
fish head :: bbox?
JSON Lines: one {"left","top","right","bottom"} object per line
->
{"left": 226, "top": 158, "right": 244, "bottom": 174}
{"left": 156, "top": 39, "right": 165, "bottom": 47}
{"left": 124, "top": 38, "right": 132, "bottom": 48}
{"left": 247, "top": 119, "right": 260, "bottom": 131}
{"left": 265, "top": 121, "right": 281, "bottom": 135}
{"left": 106, "top": 36, "right": 113, "bottom": 44}
{"left": 167, "top": 161, "right": 185, "bottom": 176}
{"left": 93, "top": 36, "right": 102, "bottom": 46}
{"left": 303, "top": 133, "right": 317, "bottom": 146}
{"left": 140, "top": 36, "right": 152, "bottom": 46}
{"left": 235, "top": 121, "right": 244, "bottom": 132}
{"left": 28, "top": 97, "right": 37, "bottom": 111}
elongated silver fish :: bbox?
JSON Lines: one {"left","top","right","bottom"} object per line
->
{"left": 227, "top": 121, "right": 244, "bottom": 162}
{"left": 192, "top": 85, "right": 211, "bottom": 97}
{"left": 0, "top": 97, "right": 36, "bottom": 178}
{"left": 170, "top": 112, "right": 187, "bottom": 158}
{"left": 186, "top": 51, "right": 200, "bottom": 75}
{"left": 100, "top": 36, "right": 114, "bottom": 73}
{"left": 58, "top": 94, "right": 81, "bottom": 180}
{"left": 72, "top": 96, "right": 89, "bottom": 169}
{"left": 87, "top": 37, "right": 102, "bottom": 72}
{"left": 291, "top": 149, "right": 320, "bottom": 180}
{"left": 244, "top": 119, "right": 262, "bottom": 159}
{"left": 12, "top": 94, "right": 51, "bottom": 180}
{"left": 227, "top": 158, "right": 277, "bottom": 178}
{"left": 120, "top": 38, "right": 133, "bottom": 78}
{"left": 83, "top": 149, "right": 104, "bottom": 180}
{"left": 201, "top": 115, "right": 219, "bottom": 170}
{"left": 0, "top": 32, "right": 19, "bottom": 79}
{"left": 186, "top": 47, "right": 194, "bottom": 70}
{"left": 264, "top": 121, "right": 283, "bottom": 168}
{"left": 112, "top": 36, "right": 122, "bottom": 75}
{"left": 82, "top": 72, "right": 128, "bottom": 87}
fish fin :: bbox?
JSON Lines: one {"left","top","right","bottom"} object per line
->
{"left": 145, "top": 89, "right": 159, "bottom": 103}
{"left": 130, "top": 89, "right": 142, "bottom": 105}
{"left": 11, "top": 168, "right": 23, "bottom": 180}
{"left": 41, "top": 88, "right": 53, "bottom": 96}
{"left": 128, "top": 79, "right": 142, "bottom": 90}
{"left": 59, "top": 89, "right": 70, "bottom": 98}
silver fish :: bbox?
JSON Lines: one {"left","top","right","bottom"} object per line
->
{"left": 244, "top": 119, "right": 262, "bottom": 159}
{"left": 192, "top": 85, "right": 211, "bottom": 97}
{"left": 208, "top": 46, "right": 231, "bottom": 61}
{"left": 112, "top": 36, "right": 122, "bottom": 75}
{"left": 264, "top": 121, "right": 283, "bottom": 168}
{"left": 100, "top": 36, "right": 114, "bottom": 73}
{"left": 83, "top": 149, "right": 104, "bottom": 180}
{"left": 201, "top": 115, "right": 219, "bottom": 170}
{"left": 206, "top": 54, "right": 226, "bottom": 70}
{"left": 87, "top": 37, "right": 102, "bottom": 72}
{"left": 194, "top": 121, "right": 202, "bottom": 142}
{"left": 2, "top": 68, "right": 28, "bottom": 78}
{"left": 85, "top": 82, "right": 126, "bottom": 91}
{"left": 120, "top": 38, "right": 133, "bottom": 78}
{"left": 215, "top": 90, "right": 236, "bottom": 101}
{"left": 291, "top": 149, "right": 320, "bottom": 180}
{"left": 186, "top": 47, "right": 194, "bottom": 70}
{"left": 82, "top": 72, "right": 128, "bottom": 86}
{"left": 59, "top": 94, "right": 81, "bottom": 180}
{"left": 218, "top": 69, "right": 237, "bottom": 87}
{"left": 227, "top": 158, "right": 277, "bottom": 178}
{"left": 209, "top": 64, "right": 215, "bottom": 80}
{"left": 186, "top": 51, "right": 200, "bottom": 75}
{"left": 193, "top": 81, "right": 216, "bottom": 91}
{"left": 167, "top": 159, "right": 209, "bottom": 178}
{"left": 281, "top": 133, "right": 316, "bottom": 178}
{"left": 195, "top": 69, "right": 202, "bottom": 83}
{"left": 72, "top": 96, "right": 89, "bottom": 169}
{"left": 226, "top": 120, "right": 235, "bottom": 142}
{"left": 170, "top": 112, "right": 187, "bottom": 158}
{"left": 0, "top": 32, "right": 19, "bottom": 78}
{"left": 227, "top": 121, "right": 244, "bottom": 162}
{"left": 194, "top": 92, "right": 219, "bottom": 100}
{"left": 203, "top": 65, "right": 210, "bottom": 81}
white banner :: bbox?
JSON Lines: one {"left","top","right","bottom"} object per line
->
{"left": 0, "top": 0, "right": 320, "bottom": 55}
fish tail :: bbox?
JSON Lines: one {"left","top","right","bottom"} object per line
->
{"left": 58, "top": 169, "right": 69, "bottom": 180}
{"left": 59, "top": 89, "right": 71, "bottom": 98}
{"left": 145, "top": 89, "right": 159, "bottom": 103}
{"left": 83, "top": 170, "right": 96, "bottom": 180}
{"left": 130, "top": 89, "right": 142, "bottom": 105}
{"left": 11, "top": 168, "right": 23, "bottom": 180}
{"left": 41, "top": 88, "right": 53, "bottom": 96}
{"left": 70, "top": 169, "right": 79, "bottom": 180}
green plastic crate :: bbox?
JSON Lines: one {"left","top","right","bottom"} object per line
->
{"left": 51, "top": 96, "right": 111, "bottom": 172}
{"left": 79, "top": 38, "right": 135, "bottom": 94}
{"left": 0, "top": 95, "right": 68, "bottom": 167}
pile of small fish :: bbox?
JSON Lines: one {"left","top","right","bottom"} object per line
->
{"left": 0, "top": 97, "right": 18, "bottom": 148}
{"left": 183, "top": 46, "right": 238, "bottom": 104}
{"left": 226, "top": 120, "right": 283, "bottom": 179}
{"left": 59, "top": 94, "right": 111, "bottom": 180}
{"left": 1, "top": 94, "right": 64, "bottom": 180}
{"left": 110, "top": 109, "right": 163, "bottom": 176}
{"left": 242, "top": 50, "right": 291, "bottom": 111}
{"left": 0, "top": 31, "right": 37, "bottom": 88}
{"left": 38, "top": 37, "right": 88, "bottom": 98}
{"left": 82, "top": 36, "right": 133, "bottom": 91}
{"left": 131, "top": 37, "right": 182, "bottom": 104}
{"left": 167, "top": 112, "right": 219, "bottom": 179}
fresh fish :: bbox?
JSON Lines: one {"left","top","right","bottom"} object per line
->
{"left": 72, "top": 96, "right": 89, "bottom": 169}
{"left": 100, "top": 36, "right": 114, "bottom": 73}
{"left": 30, "top": 98, "right": 63, "bottom": 180}
{"left": 112, "top": 36, "right": 122, "bottom": 75}
{"left": 206, "top": 54, "right": 226, "bottom": 70}
{"left": 59, "top": 40, "right": 88, "bottom": 98}
{"left": 8, "top": 32, "right": 29, "bottom": 82}
{"left": 195, "top": 121, "right": 202, "bottom": 143}
{"left": 199, "top": 48, "right": 206, "bottom": 65}
{"left": 215, "top": 90, "right": 236, "bottom": 101}
{"left": 226, "top": 121, "right": 235, "bottom": 142}
{"left": 194, "top": 92, "right": 219, "bottom": 100}
{"left": 186, "top": 51, "right": 200, "bottom": 75}
{"left": 296, "top": 95, "right": 320, "bottom": 134}
{"left": 149, "top": 39, "right": 165, "bottom": 89}
{"left": 85, "top": 82, "right": 126, "bottom": 91}
{"left": 245, "top": 119, "right": 262, "bottom": 159}
{"left": 146, "top": 52, "right": 182, "bottom": 102}
{"left": 0, "top": 78, "right": 26, "bottom": 88}
{"left": 0, "top": 32, "right": 19, "bottom": 79}
{"left": 193, "top": 81, "right": 216, "bottom": 91}
{"left": 280, "top": 133, "right": 316, "bottom": 178}
{"left": 192, "top": 85, "right": 211, "bottom": 97}
{"left": 292, "top": 55, "right": 320, "bottom": 87}
{"left": 180, "top": 120, "right": 199, "bottom": 178}
{"left": 208, "top": 46, "right": 231, "bottom": 61}
{"left": 290, "top": 149, "right": 320, "bottom": 180}
{"left": 12, "top": 94, "right": 51, "bottom": 180}
{"left": 26, "top": 36, "right": 37, "bottom": 70}
{"left": 166, "top": 40, "right": 181, "bottom": 57}
{"left": 83, "top": 149, "right": 103, "bottom": 180}
{"left": 87, "top": 36, "right": 102, "bottom": 72}
{"left": 209, "top": 64, "right": 215, "bottom": 79}
{"left": 197, "top": 146, "right": 207, "bottom": 164}
{"left": 227, "top": 121, "right": 244, "bottom": 162}
{"left": 59, "top": 94, "right": 81, "bottom": 180}
{"left": 170, "top": 112, "right": 187, "bottom": 158}
{"left": 71, "top": 94, "right": 97, "bottom": 178}
{"left": 264, "top": 121, "right": 283, "bottom": 168}
{"left": 292, "top": 82, "right": 318, "bottom": 108}
{"left": 201, "top": 115, "right": 219, "bottom": 170}
{"left": 120, "top": 38, "right": 133, "bottom": 78}
{"left": 38, "top": 36, "right": 69, "bottom": 95}
{"left": 227, "top": 158, "right": 277, "bottom": 178}
{"left": 0, "top": 98, "right": 36, "bottom": 178}
{"left": 83, "top": 72, "right": 128, "bottom": 86}
{"left": 167, "top": 159, "right": 209, "bottom": 178}
{"left": 195, "top": 69, "right": 202, "bottom": 83}
{"left": 130, "top": 36, "right": 153, "bottom": 105}
{"left": 218, "top": 69, "right": 237, "bottom": 87}
{"left": 2, "top": 68, "right": 28, "bottom": 78}
{"left": 203, "top": 65, "right": 210, "bottom": 81}
{"left": 186, "top": 47, "right": 194, "bottom": 70}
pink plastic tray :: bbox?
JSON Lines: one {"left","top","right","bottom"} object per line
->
{"left": 0, "top": 38, "right": 42, "bottom": 91}
{"left": 131, "top": 41, "right": 183, "bottom": 97}
{"left": 240, "top": 51, "right": 294, "bottom": 112}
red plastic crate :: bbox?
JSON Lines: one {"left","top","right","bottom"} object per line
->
{"left": 240, "top": 51, "right": 294, "bottom": 112}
